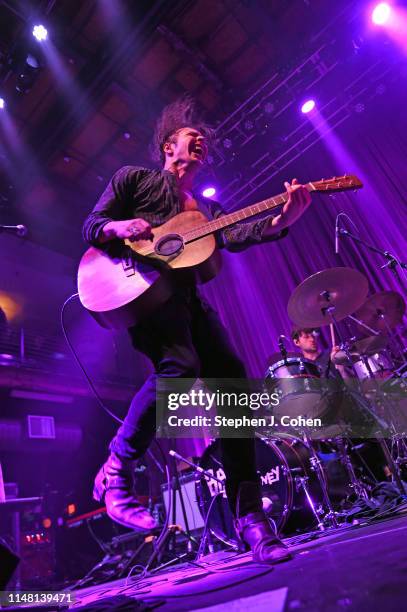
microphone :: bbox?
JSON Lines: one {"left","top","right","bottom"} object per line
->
{"left": 335, "top": 217, "right": 340, "bottom": 255}
{"left": 278, "top": 335, "right": 288, "bottom": 360}
{"left": 0, "top": 224, "right": 28, "bottom": 237}
{"left": 169, "top": 449, "right": 182, "bottom": 460}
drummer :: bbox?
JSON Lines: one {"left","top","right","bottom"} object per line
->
{"left": 291, "top": 327, "right": 350, "bottom": 379}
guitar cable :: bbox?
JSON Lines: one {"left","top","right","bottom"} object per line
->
{"left": 60, "top": 292, "right": 123, "bottom": 424}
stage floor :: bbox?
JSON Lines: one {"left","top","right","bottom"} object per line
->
{"left": 70, "top": 512, "right": 407, "bottom": 611}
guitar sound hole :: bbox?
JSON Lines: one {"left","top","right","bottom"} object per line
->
{"left": 155, "top": 233, "right": 184, "bottom": 257}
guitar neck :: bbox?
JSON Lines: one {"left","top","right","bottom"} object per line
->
{"left": 184, "top": 183, "right": 313, "bottom": 243}
{"left": 184, "top": 174, "right": 362, "bottom": 243}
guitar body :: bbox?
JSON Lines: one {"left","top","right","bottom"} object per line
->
{"left": 77, "top": 174, "right": 362, "bottom": 330}
{"left": 77, "top": 210, "right": 222, "bottom": 329}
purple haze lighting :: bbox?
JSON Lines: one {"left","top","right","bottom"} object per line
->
{"left": 0, "top": 98, "right": 5, "bottom": 110}
{"left": 32, "top": 24, "right": 48, "bottom": 41}
{"left": 202, "top": 187, "right": 216, "bottom": 198}
{"left": 372, "top": 3, "right": 391, "bottom": 25}
{"left": 301, "top": 99, "right": 316, "bottom": 114}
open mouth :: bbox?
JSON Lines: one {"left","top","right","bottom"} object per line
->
{"left": 191, "top": 143, "right": 206, "bottom": 159}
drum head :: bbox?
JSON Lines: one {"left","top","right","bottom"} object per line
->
{"left": 196, "top": 437, "right": 292, "bottom": 546}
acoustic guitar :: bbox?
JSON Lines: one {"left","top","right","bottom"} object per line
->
{"left": 77, "top": 175, "right": 362, "bottom": 329}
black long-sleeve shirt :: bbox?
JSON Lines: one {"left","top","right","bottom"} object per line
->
{"left": 82, "top": 166, "right": 288, "bottom": 251}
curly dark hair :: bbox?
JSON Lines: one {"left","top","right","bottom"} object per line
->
{"left": 150, "top": 95, "right": 215, "bottom": 163}
{"left": 291, "top": 327, "right": 320, "bottom": 341}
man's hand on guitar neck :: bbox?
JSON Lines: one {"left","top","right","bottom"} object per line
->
{"left": 265, "top": 178, "right": 312, "bottom": 236}
{"left": 99, "top": 218, "right": 154, "bottom": 243}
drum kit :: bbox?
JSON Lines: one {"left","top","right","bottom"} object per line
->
{"left": 195, "top": 267, "right": 407, "bottom": 545}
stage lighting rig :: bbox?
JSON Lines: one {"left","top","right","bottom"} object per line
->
{"left": 15, "top": 53, "right": 41, "bottom": 94}
{"left": 301, "top": 99, "right": 316, "bottom": 114}
{"left": 32, "top": 24, "right": 48, "bottom": 42}
{"left": 372, "top": 3, "right": 392, "bottom": 25}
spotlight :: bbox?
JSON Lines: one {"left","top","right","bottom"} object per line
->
{"left": 372, "top": 3, "right": 391, "bottom": 25}
{"left": 0, "top": 98, "right": 5, "bottom": 110}
{"left": 202, "top": 187, "right": 216, "bottom": 198}
{"left": 223, "top": 138, "right": 232, "bottom": 149}
{"left": 301, "top": 99, "right": 316, "bottom": 114}
{"left": 32, "top": 24, "right": 48, "bottom": 42}
{"left": 354, "top": 102, "right": 365, "bottom": 113}
{"left": 243, "top": 119, "right": 254, "bottom": 131}
{"left": 264, "top": 101, "right": 275, "bottom": 114}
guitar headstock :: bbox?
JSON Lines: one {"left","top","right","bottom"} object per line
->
{"left": 310, "top": 175, "right": 363, "bottom": 193}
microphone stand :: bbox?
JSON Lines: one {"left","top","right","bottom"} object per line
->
{"left": 338, "top": 229, "right": 407, "bottom": 291}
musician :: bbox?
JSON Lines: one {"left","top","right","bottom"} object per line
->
{"left": 291, "top": 326, "right": 386, "bottom": 464}
{"left": 82, "top": 97, "right": 312, "bottom": 564}
{"left": 291, "top": 327, "right": 345, "bottom": 378}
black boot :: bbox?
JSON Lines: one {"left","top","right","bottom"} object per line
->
{"left": 233, "top": 481, "right": 292, "bottom": 564}
{"left": 93, "top": 452, "right": 157, "bottom": 532}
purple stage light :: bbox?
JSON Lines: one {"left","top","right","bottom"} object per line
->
{"left": 301, "top": 99, "right": 316, "bottom": 114}
{"left": 33, "top": 24, "right": 48, "bottom": 41}
{"left": 0, "top": 98, "right": 5, "bottom": 110}
{"left": 202, "top": 187, "right": 216, "bottom": 198}
{"left": 372, "top": 3, "right": 391, "bottom": 25}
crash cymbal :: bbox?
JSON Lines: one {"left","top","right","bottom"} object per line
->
{"left": 287, "top": 267, "right": 369, "bottom": 328}
{"left": 354, "top": 291, "right": 406, "bottom": 332}
{"left": 351, "top": 334, "right": 389, "bottom": 356}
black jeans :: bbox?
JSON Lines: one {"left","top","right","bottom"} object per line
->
{"left": 109, "top": 288, "right": 261, "bottom": 515}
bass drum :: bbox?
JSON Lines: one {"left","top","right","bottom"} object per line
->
{"left": 195, "top": 436, "right": 324, "bottom": 546}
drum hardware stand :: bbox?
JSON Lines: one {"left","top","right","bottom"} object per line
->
{"left": 337, "top": 228, "right": 407, "bottom": 291}
{"left": 294, "top": 475, "right": 325, "bottom": 530}
{"left": 335, "top": 438, "right": 370, "bottom": 500}
{"left": 375, "top": 436, "right": 407, "bottom": 496}
{"left": 391, "top": 434, "right": 407, "bottom": 470}
{"left": 347, "top": 314, "right": 380, "bottom": 336}
{"left": 302, "top": 431, "right": 339, "bottom": 528}
{"left": 322, "top": 301, "right": 364, "bottom": 385}
{"left": 371, "top": 391, "right": 407, "bottom": 496}
{"left": 323, "top": 299, "right": 389, "bottom": 446}
{"left": 355, "top": 352, "right": 407, "bottom": 496}
{"left": 362, "top": 373, "right": 407, "bottom": 495}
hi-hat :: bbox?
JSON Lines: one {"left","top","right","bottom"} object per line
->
{"left": 331, "top": 334, "right": 389, "bottom": 365}
{"left": 353, "top": 291, "right": 405, "bottom": 332}
{"left": 288, "top": 267, "right": 369, "bottom": 328}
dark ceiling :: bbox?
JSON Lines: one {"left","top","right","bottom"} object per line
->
{"left": 0, "top": 0, "right": 400, "bottom": 258}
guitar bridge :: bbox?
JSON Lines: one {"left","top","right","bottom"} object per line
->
{"left": 122, "top": 251, "right": 135, "bottom": 277}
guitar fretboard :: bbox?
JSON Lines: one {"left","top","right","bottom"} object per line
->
{"left": 183, "top": 183, "right": 313, "bottom": 243}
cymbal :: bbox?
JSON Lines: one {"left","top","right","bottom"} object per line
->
{"left": 351, "top": 334, "right": 389, "bottom": 355}
{"left": 353, "top": 291, "right": 406, "bottom": 332}
{"left": 287, "top": 267, "right": 369, "bottom": 328}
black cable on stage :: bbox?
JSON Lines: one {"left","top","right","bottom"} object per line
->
{"left": 195, "top": 491, "right": 222, "bottom": 560}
